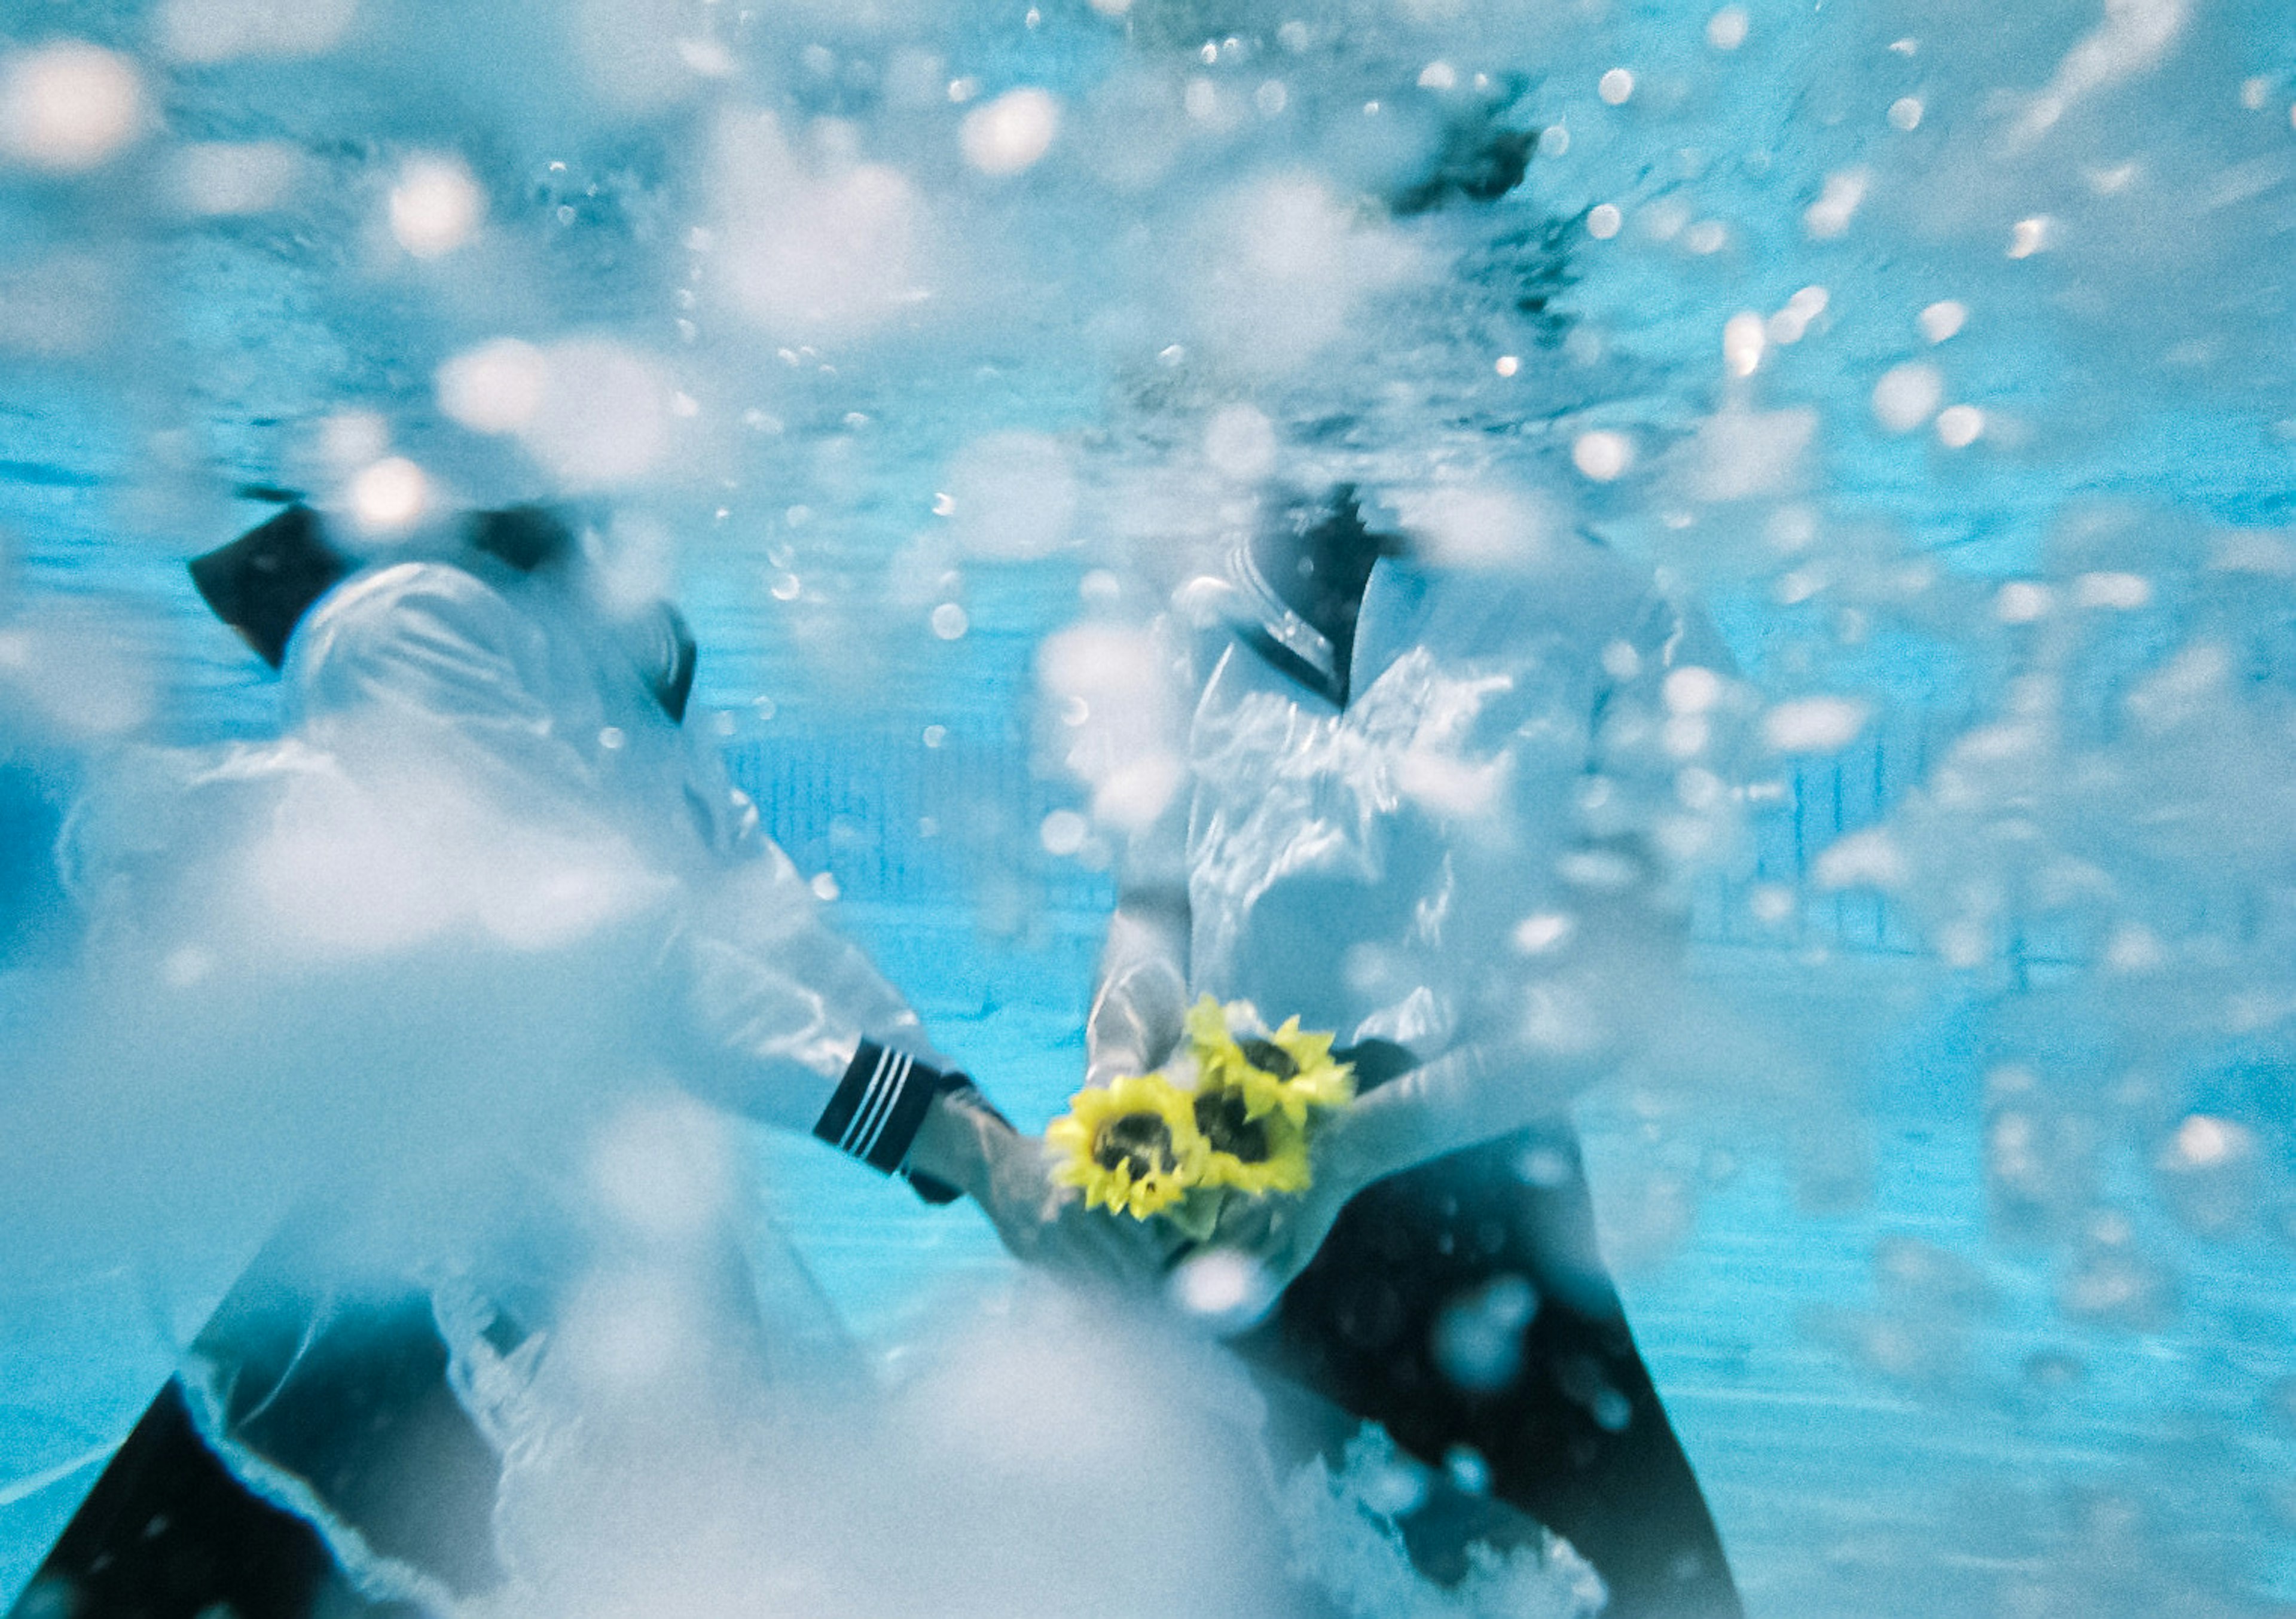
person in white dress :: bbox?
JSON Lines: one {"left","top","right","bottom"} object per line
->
{"left": 1082, "top": 485, "right": 1744, "bottom": 1618}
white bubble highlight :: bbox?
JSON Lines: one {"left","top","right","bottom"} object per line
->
{"left": 1919, "top": 300, "right": 1968, "bottom": 343}
{"left": 1690, "top": 404, "right": 1817, "bottom": 502}
{"left": 1813, "top": 828, "right": 1907, "bottom": 891}
{"left": 1805, "top": 169, "right": 1869, "bottom": 239}
{"left": 349, "top": 457, "right": 429, "bottom": 533}
{"left": 714, "top": 112, "right": 925, "bottom": 340}
{"left": 1873, "top": 362, "right": 1945, "bottom": 433}
{"left": 1935, "top": 405, "right": 1985, "bottom": 448}
{"left": 1167, "top": 1250, "right": 1277, "bottom": 1332}
{"left": 436, "top": 338, "right": 549, "bottom": 435}
{"left": 2168, "top": 1114, "right": 2248, "bottom": 1169}
{"left": 1511, "top": 912, "right": 1576, "bottom": 954}
{"left": 1663, "top": 667, "right": 1724, "bottom": 715}
{"left": 511, "top": 338, "right": 677, "bottom": 488}
{"left": 2008, "top": 216, "right": 2053, "bottom": 259}
{"left": 1706, "top": 7, "right": 1749, "bottom": 50}
{"left": 961, "top": 88, "right": 1061, "bottom": 176}
{"left": 389, "top": 156, "right": 486, "bottom": 259}
{"left": 1039, "top": 809, "right": 1089, "bottom": 856}
{"left": 1572, "top": 430, "right": 1634, "bottom": 481}
{"left": 0, "top": 44, "right": 142, "bottom": 173}
{"left": 1995, "top": 582, "right": 2053, "bottom": 624}
{"left": 2073, "top": 571, "right": 2152, "bottom": 610}
{"left": 1397, "top": 485, "right": 1558, "bottom": 571}
{"left": 1767, "top": 285, "right": 1828, "bottom": 344}
{"left": 1763, "top": 697, "right": 1872, "bottom": 754}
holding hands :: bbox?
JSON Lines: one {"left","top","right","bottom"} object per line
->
{"left": 1185, "top": 1109, "right": 1373, "bottom": 1294}
{"left": 932, "top": 1000, "right": 1548, "bottom": 1308}
{"left": 1022, "top": 998, "right": 1372, "bottom": 1308}
{"left": 910, "top": 1001, "right": 1382, "bottom": 1304}
{"left": 907, "top": 1085, "right": 1181, "bottom": 1293}
{"left": 955, "top": 1001, "right": 1575, "bottom": 1306}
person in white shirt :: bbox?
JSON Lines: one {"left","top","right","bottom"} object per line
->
{"left": 21, "top": 500, "right": 1131, "bottom": 1619}
{"left": 1083, "top": 485, "right": 1742, "bottom": 1618}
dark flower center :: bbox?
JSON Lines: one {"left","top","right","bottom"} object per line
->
{"left": 1195, "top": 1089, "right": 1270, "bottom": 1162}
{"left": 1095, "top": 1113, "right": 1176, "bottom": 1179}
{"left": 1238, "top": 1037, "right": 1297, "bottom": 1079}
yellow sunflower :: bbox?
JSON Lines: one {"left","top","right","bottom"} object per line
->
{"left": 1181, "top": 997, "right": 1289, "bottom": 1116}
{"left": 1183, "top": 996, "right": 1250, "bottom": 1080}
{"left": 1242, "top": 1015, "right": 1357, "bottom": 1123}
{"left": 1189, "top": 1078, "right": 1313, "bottom": 1196}
{"left": 1046, "top": 1073, "right": 1206, "bottom": 1220}
{"left": 1190, "top": 1001, "right": 1352, "bottom": 1120}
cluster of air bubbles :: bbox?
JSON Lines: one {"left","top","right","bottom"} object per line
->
{"left": 6, "top": 0, "right": 2296, "bottom": 1613}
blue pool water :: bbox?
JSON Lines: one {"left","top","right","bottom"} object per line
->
{"left": 7, "top": 0, "right": 2296, "bottom": 1612}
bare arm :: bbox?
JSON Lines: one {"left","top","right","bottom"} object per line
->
{"left": 1086, "top": 881, "right": 1192, "bottom": 1085}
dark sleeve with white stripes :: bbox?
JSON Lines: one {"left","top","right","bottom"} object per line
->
{"left": 813, "top": 1040, "right": 998, "bottom": 1204}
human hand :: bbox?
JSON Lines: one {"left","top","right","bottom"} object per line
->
{"left": 921, "top": 1099, "right": 1181, "bottom": 1293}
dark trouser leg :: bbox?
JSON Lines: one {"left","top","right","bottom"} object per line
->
{"left": 11, "top": 1214, "right": 506, "bottom": 1619}
{"left": 1239, "top": 1120, "right": 1742, "bottom": 1619}
{"left": 8, "top": 1381, "right": 422, "bottom": 1619}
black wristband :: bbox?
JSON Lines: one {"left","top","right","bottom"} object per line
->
{"left": 814, "top": 1040, "right": 947, "bottom": 1177}
{"left": 814, "top": 1041, "right": 1016, "bottom": 1206}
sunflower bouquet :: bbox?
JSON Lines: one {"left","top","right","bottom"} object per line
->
{"left": 1047, "top": 997, "right": 1356, "bottom": 1241}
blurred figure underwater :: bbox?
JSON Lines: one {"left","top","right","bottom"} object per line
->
{"left": 1081, "top": 484, "right": 1744, "bottom": 1618}
{"left": 15, "top": 498, "right": 1131, "bottom": 1619}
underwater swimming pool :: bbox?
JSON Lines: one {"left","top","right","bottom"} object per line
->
{"left": 5, "top": 0, "right": 2296, "bottom": 1612}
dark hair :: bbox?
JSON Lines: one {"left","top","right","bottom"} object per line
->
{"left": 1229, "top": 485, "right": 1410, "bottom": 707}
{"left": 186, "top": 505, "right": 353, "bottom": 670}
{"left": 188, "top": 500, "right": 697, "bottom": 720}
{"left": 466, "top": 504, "right": 578, "bottom": 573}
{"left": 1276, "top": 482, "right": 1395, "bottom": 625}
